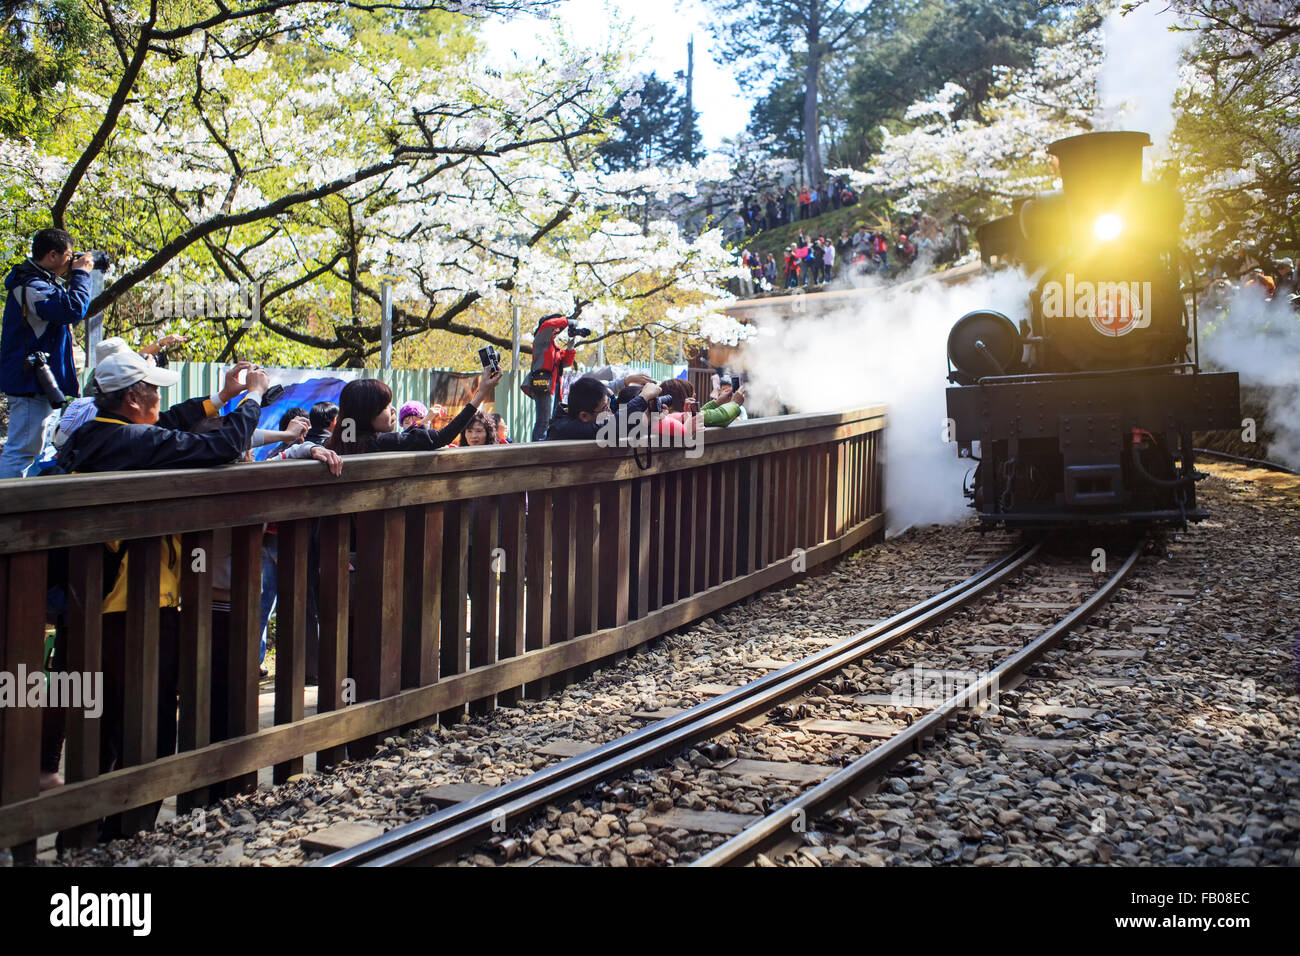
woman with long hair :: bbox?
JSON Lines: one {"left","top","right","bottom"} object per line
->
{"left": 325, "top": 369, "right": 501, "bottom": 455}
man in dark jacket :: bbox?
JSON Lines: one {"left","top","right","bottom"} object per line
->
{"left": 57, "top": 353, "right": 268, "bottom": 473}
{"left": 544, "top": 376, "right": 659, "bottom": 441}
{"left": 54, "top": 353, "right": 270, "bottom": 829}
{"left": 1, "top": 228, "right": 94, "bottom": 478}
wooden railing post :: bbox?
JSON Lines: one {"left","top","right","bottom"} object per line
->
{"left": 119, "top": 537, "right": 162, "bottom": 836}
{"left": 468, "top": 498, "right": 500, "bottom": 716}
{"left": 402, "top": 504, "right": 442, "bottom": 694}
{"left": 62, "top": 544, "right": 104, "bottom": 845}
{"left": 438, "top": 502, "right": 469, "bottom": 727}
{"left": 221, "top": 526, "right": 261, "bottom": 797}
{"left": 273, "top": 519, "right": 310, "bottom": 783}
{"left": 315, "top": 515, "right": 350, "bottom": 771}
{"left": 523, "top": 490, "right": 552, "bottom": 701}
{"left": 353, "top": 509, "right": 405, "bottom": 756}
{"left": 497, "top": 494, "right": 526, "bottom": 706}
{"left": 0, "top": 552, "right": 45, "bottom": 861}
{"left": 177, "top": 530, "right": 211, "bottom": 814}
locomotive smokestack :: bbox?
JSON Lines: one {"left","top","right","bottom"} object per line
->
{"left": 1047, "top": 131, "right": 1151, "bottom": 200}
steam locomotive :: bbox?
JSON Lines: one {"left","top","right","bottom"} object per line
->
{"left": 945, "top": 131, "right": 1240, "bottom": 527}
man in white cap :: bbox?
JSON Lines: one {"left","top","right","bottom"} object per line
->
{"left": 56, "top": 354, "right": 270, "bottom": 472}
{"left": 52, "top": 343, "right": 260, "bottom": 449}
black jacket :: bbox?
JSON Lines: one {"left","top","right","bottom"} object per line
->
{"left": 544, "top": 395, "right": 648, "bottom": 441}
{"left": 339, "top": 403, "right": 474, "bottom": 454}
{"left": 56, "top": 396, "right": 261, "bottom": 473}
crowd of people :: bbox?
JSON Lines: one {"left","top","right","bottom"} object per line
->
{"left": 2, "top": 228, "right": 753, "bottom": 834}
{"left": 726, "top": 176, "right": 859, "bottom": 244}
{"left": 735, "top": 212, "right": 962, "bottom": 294}
{"left": 1203, "top": 246, "right": 1298, "bottom": 310}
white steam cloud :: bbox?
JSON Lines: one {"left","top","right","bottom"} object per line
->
{"left": 1199, "top": 290, "right": 1300, "bottom": 469}
{"left": 742, "top": 267, "right": 1034, "bottom": 535}
{"left": 1097, "top": 4, "right": 1192, "bottom": 150}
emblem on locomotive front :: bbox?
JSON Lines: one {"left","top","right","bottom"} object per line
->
{"left": 1089, "top": 283, "right": 1145, "bottom": 337}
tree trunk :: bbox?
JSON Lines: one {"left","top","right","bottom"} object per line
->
{"left": 803, "top": 0, "right": 823, "bottom": 187}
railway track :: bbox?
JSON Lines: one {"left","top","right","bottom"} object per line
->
{"left": 316, "top": 532, "right": 1147, "bottom": 868}
{"left": 1193, "top": 448, "right": 1299, "bottom": 476}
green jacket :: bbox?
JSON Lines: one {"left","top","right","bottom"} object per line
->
{"left": 701, "top": 399, "right": 743, "bottom": 427}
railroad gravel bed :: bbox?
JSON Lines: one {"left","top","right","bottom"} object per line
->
{"left": 770, "top": 464, "right": 1300, "bottom": 867}
{"left": 46, "top": 522, "right": 1005, "bottom": 866}
{"left": 44, "top": 464, "right": 1299, "bottom": 867}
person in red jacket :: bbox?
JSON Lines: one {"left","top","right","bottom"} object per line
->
{"left": 526, "top": 313, "right": 578, "bottom": 441}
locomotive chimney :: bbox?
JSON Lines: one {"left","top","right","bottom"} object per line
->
{"left": 1047, "top": 131, "right": 1151, "bottom": 201}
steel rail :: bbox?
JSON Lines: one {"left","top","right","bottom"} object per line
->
{"left": 316, "top": 540, "right": 1041, "bottom": 867}
{"left": 694, "top": 535, "right": 1146, "bottom": 867}
{"left": 1193, "top": 448, "right": 1299, "bottom": 476}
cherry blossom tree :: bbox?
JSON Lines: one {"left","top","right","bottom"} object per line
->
{"left": 1, "top": 1, "right": 746, "bottom": 367}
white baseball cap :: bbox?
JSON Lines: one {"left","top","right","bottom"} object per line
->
{"left": 93, "top": 336, "right": 131, "bottom": 365}
{"left": 94, "top": 351, "right": 180, "bottom": 392}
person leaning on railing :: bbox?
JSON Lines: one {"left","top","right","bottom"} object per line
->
{"left": 47, "top": 355, "right": 269, "bottom": 831}
{"left": 543, "top": 376, "right": 659, "bottom": 441}
{"left": 326, "top": 367, "right": 502, "bottom": 455}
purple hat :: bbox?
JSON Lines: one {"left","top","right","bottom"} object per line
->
{"left": 398, "top": 400, "right": 427, "bottom": 423}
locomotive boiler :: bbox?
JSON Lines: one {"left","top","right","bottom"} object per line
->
{"left": 945, "top": 131, "right": 1240, "bottom": 527}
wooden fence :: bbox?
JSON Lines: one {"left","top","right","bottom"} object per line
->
{"left": 0, "top": 406, "right": 884, "bottom": 857}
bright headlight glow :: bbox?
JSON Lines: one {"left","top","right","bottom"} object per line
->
{"left": 1094, "top": 213, "right": 1124, "bottom": 241}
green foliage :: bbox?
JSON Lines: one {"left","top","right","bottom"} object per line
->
{"left": 842, "top": 0, "right": 1043, "bottom": 167}
{"left": 1173, "top": 10, "right": 1300, "bottom": 258}
{"left": 598, "top": 73, "right": 702, "bottom": 170}
{"left": 747, "top": 78, "right": 805, "bottom": 162}
{"left": 0, "top": 0, "right": 97, "bottom": 138}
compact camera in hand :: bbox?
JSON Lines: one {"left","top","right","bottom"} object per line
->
{"left": 478, "top": 345, "right": 500, "bottom": 376}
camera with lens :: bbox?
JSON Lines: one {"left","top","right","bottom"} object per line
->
{"left": 73, "top": 250, "right": 111, "bottom": 271}
{"left": 477, "top": 345, "right": 501, "bottom": 376}
{"left": 567, "top": 321, "right": 592, "bottom": 338}
{"left": 24, "top": 351, "right": 68, "bottom": 407}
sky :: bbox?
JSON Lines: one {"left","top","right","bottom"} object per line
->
{"left": 481, "top": 0, "right": 753, "bottom": 151}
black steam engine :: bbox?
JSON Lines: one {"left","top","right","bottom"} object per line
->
{"left": 946, "top": 131, "right": 1240, "bottom": 527}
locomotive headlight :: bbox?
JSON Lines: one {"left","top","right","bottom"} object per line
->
{"left": 1093, "top": 213, "right": 1124, "bottom": 241}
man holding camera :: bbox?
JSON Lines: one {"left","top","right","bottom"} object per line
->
{"left": 526, "top": 313, "right": 589, "bottom": 441}
{"left": 1, "top": 228, "right": 94, "bottom": 478}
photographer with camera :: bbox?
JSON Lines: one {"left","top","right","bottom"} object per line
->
{"left": 1, "top": 229, "right": 97, "bottom": 478}
{"left": 523, "top": 313, "right": 590, "bottom": 441}
{"left": 544, "top": 377, "right": 660, "bottom": 441}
